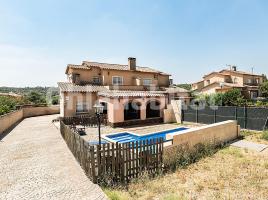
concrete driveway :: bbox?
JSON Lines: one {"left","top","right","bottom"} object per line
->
{"left": 0, "top": 115, "right": 107, "bottom": 200}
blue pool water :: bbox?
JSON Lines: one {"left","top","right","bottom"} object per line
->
{"left": 105, "top": 127, "right": 188, "bottom": 143}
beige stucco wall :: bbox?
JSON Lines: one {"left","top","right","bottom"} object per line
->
{"left": 201, "top": 84, "right": 218, "bottom": 95}
{"left": 166, "top": 120, "right": 240, "bottom": 148}
{"left": 204, "top": 74, "right": 225, "bottom": 86}
{"left": 0, "top": 110, "right": 23, "bottom": 135}
{"left": 23, "top": 106, "right": 60, "bottom": 118}
{"left": 69, "top": 68, "right": 170, "bottom": 87}
{"left": 192, "top": 81, "right": 204, "bottom": 91}
{"left": 163, "top": 108, "right": 176, "bottom": 123}
{"left": 0, "top": 106, "right": 60, "bottom": 135}
{"left": 62, "top": 92, "right": 97, "bottom": 117}
{"left": 99, "top": 96, "right": 167, "bottom": 123}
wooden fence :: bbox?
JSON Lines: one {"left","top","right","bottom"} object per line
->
{"left": 60, "top": 121, "right": 164, "bottom": 184}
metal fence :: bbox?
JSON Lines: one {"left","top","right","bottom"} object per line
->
{"left": 183, "top": 106, "right": 268, "bottom": 131}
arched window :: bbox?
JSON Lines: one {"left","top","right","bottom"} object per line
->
{"left": 124, "top": 102, "right": 141, "bottom": 121}
{"left": 146, "top": 100, "right": 160, "bottom": 118}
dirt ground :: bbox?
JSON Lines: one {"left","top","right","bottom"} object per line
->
{"left": 104, "top": 131, "right": 268, "bottom": 200}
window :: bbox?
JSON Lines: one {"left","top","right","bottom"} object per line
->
{"left": 112, "top": 76, "right": 123, "bottom": 85}
{"left": 234, "top": 78, "right": 238, "bottom": 84}
{"left": 143, "top": 78, "right": 152, "bottom": 86}
{"left": 247, "top": 79, "right": 252, "bottom": 84}
{"left": 206, "top": 80, "right": 210, "bottom": 85}
{"left": 256, "top": 78, "right": 260, "bottom": 84}
{"left": 92, "top": 77, "right": 100, "bottom": 84}
{"left": 76, "top": 102, "right": 88, "bottom": 113}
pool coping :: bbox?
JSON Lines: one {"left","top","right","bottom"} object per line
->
{"left": 101, "top": 126, "right": 188, "bottom": 143}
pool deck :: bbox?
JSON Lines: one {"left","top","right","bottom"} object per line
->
{"left": 82, "top": 122, "right": 203, "bottom": 142}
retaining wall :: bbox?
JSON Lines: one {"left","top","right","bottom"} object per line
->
{"left": 0, "top": 106, "right": 60, "bottom": 135}
{"left": 166, "top": 120, "right": 240, "bottom": 148}
{"left": 0, "top": 110, "right": 23, "bottom": 135}
{"left": 23, "top": 106, "right": 59, "bottom": 118}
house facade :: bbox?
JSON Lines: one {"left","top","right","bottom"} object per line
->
{"left": 192, "top": 66, "right": 264, "bottom": 99}
{"left": 58, "top": 57, "right": 190, "bottom": 127}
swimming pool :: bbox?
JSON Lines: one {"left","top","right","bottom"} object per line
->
{"left": 103, "top": 127, "right": 188, "bottom": 143}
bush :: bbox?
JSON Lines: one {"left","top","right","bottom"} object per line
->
{"left": 260, "top": 81, "right": 268, "bottom": 97}
{"left": 222, "top": 89, "right": 245, "bottom": 106}
{"left": 52, "top": 95, "right": 59, "bottom": 105}
{"left": 0, "top": 96, "right": 20, "bottom": 115}
{"left": 25, "top": 91, "right": 46, "bottom": 105}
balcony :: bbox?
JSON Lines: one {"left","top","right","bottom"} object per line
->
{"left": 104, "top": 85, "right": 161, "bottom": 91}
{"left": 79, "top": 80, "right": 102, "bottom": 86}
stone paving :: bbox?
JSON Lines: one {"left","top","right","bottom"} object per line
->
{"left": 0, "top": 115, "right": 107, "bottom": 200}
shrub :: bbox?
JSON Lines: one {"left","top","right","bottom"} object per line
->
{"left": 25, "top": 91, "right": 46, "bottom": 105}
{"left": 260, "top": 81, "right": 268, "bottom": 97}
{"left": 222, "top": 89, "right": 245, "bottom": 106}
{"left": 0, "top": 96, "right": 21, "bottom": 115}
{"left": 52, "top": 95, "right": 59, "bottom": 105}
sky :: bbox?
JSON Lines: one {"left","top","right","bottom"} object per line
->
{"left": 0, "top": 0, "right": 268, "bottom": 87}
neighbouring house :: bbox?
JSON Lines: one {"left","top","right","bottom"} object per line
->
{"left": 58, "top": 57, "right": 190, "bottom": 127}
{"left": 192, "top": 66, "right": 264, "bottom": 99}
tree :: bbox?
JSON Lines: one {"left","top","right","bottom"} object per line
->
{"left": 51, "top": 95, "right": 59, "bottom": 105}
{"left": 176, "top": 84, "right": 192, "bottom": 91}
{"left": 0, "top": 96, "right": 24, "bottom": 115}
{"left": 222, "top": 89, "right": 245, "bottom": 106}
{"left": 26, "top": 91, "right": 46, "bottom": 105}
{"left": 260, "top": 81, "right": 268, "bottom": 97}
{"left": 262, "top": 74, "right": 267, "bottom": 82}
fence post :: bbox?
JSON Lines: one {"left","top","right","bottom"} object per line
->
{"left": 90, "top": 146, "right": 97, "bottom": 183}
{"left": 195, "top": 106, "right": 199, "bottom": 123}
{"left": 244, "top": 105, "right": 247, "bottom": 129}
{"left": 235, "top": 106, "right": 238, "bottom": 121}
{"left": 181, "top": 108, "right": 184, "bottom": 124}
{"left": 214, "top": 109, "right": 217, "bottom": 123}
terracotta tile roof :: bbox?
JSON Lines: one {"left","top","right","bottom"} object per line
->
{"left": 164, "top": 87, "right": 189, "bottom": 93}
{"left": 219, "top": 69, "right": 263, "bottom": 76}
{"left": 98, "top": 90, "right": 166, "bottom": 97}
{"left": 203, "top": 72, "right": 229, "bottom": 78}
{"left": 65, "top": 61, "right": 170, "bottom": 75}
{"left": 201, "top": 82, "right": 245, "bottom": 91}
{"left": 58, "top": 82, "right": 107, "bottom": 92}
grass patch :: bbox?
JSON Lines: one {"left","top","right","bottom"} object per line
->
{"left": 261, "top": 130, "right": 268, "bottom": 140}
{"left": 220, "top": 147, "right": 244, "bottom": 158}
{"left": 163, "top": 143, "right": 218, "bottom": 171}
{"left": 240, "top": 130, "right": 258, "bottom": 137}
{"left": 162, "top": 193, "right": 185, "bottom": 200}
{"left": 104, "top": 189, "right": 129, "bottom": 200}
{"left": 104, "top": 144, "right": 268, "bottom": 200}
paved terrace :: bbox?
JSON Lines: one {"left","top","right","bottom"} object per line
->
{"left": 0, "top": 115, "right": 107, "bottom": 200}
{"left": 81, "top": 122, "right": 203, "bottom": 142}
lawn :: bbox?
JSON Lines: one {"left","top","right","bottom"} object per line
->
{"left": 104, "top": 131, "right": 268, "bottom": 200}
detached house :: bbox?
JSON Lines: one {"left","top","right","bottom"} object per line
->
{"left": 58, "top": 57, "right": 189, "bottom": 127}
{"left": 192, "top": 66, "right": 264, "bottom": 99}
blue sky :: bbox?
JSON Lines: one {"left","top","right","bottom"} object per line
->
{"left": 1, "top": 0, "right": 268, "bottom": 87}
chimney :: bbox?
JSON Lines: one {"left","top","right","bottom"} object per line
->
{"left": 232, "top": 66, "right": 237, "bottom": 71}
{"left": 128, "top": 57, "right": 136, "bottom": 71}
